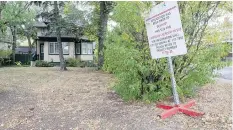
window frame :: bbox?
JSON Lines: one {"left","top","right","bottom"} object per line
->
{"left": 49, "top": 42, "right": 69, "bottom": 55}
{"left": 40, "top": 45, "right": 44, "bottom": 53}
{"left": 75, "top": 42, "right": 81, "bottom": 55}
{"left": 81, "top": 42, "right": 93, "bottom": 55}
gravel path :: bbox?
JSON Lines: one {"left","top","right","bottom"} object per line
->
{"left": 0, "top": 67, "right": 231, "bottom": 130}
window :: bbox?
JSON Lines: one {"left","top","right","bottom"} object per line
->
{"left": 75, "top": 43, "right": 81, "bottom": 54}
{"left": 87, "top": 44, "right": 93, "bottom": 54}
{"left": 49, "top": 42, "right": 69, "bottom": 54}
{"left": 63, "top": 43, "right": 69, "bottom": 54}
{"left": 81, "top": 42, "right": 93, "bottom": 54}
{"left": 41, "top": 45, "right": 44, "bottom": 53}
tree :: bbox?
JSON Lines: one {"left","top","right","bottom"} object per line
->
{"left": 97, "top": 2, "right": 116, "bottom": 69}
{"left": 0, "top": 1, "right": 6, "bottom": 20}
{"left": 63, "top": 2, "right": 92, "bottom": 41}
{"left": 0, "top": 2, "right": 32, "bottom": 65}
{"left": 17, "top": 14, "right": 37, "bottom": 55}
{"left": 1, "top": 2, "right": 31, "bottom": 63}
{"left": 53, "top": 1, "right": 67, "bottom": 71}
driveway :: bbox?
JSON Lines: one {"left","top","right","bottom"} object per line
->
{"left": 0, "top": 67, "right": 231, "bottom": 130}
{"left": 216, "top": 66, "right": 232, "bottom": 80}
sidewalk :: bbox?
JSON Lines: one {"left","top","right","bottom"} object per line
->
{"left": 216, "top": 66, "right": 232, "bottom": 80}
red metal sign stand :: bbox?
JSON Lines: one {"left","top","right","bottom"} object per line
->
{"left": 156, "top": 100, "right": 204, "bottom": 119}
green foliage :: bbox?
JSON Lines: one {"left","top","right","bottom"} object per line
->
{"left": 85, "top": 60, "right": 97, "bottom": 67}
{"left": 35, "top": 60, "right": 54, "bottom": 67}
{"left": 0, "top": 50, "right": 12, "bottom": 58}
{"left": 65, "top": 58, "right": 97, "bottom": 67}
{"left": 1, "top": 2, "right": 34, "bottom": 29}
{"left": 15, "top": 61, "right": 22, "bottom": 66}
{"left": 79, "top": 61, "right": 86, "bottom": 68}
{"left": 66, "top": 58, "right": 81, "bottom": 67}
{"left": 103, "top": 1, "right": 230, "bottom": 102}
{"left": 0, "top": 50, "right": 12, "bottom": 66}
{"left": 104, "top": 32, "right": 172, "bottom": 101}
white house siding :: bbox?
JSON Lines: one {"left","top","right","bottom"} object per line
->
{"left": 80, "top": 55, "right": 93, "bottom": 61}
{"left": 44, "top": 41, "right": 49, "bottom": 61}
{"left": 75, "top": 55, "right": 81, "bottom": 60}
{"left": 69, "top": 42, "right": 75, "bottom": 58}
{"left": 36, "top": 29, "right": 48, "bottom": 37}
{"left": 47, "top": 55, "right": 74, "bottom": 62}
{"left": 36, "top": 41, "right": 40, "bottom": 54}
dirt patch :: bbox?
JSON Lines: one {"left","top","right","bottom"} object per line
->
{"left": 0, "top": 67, "right": 231, "bottom": 130}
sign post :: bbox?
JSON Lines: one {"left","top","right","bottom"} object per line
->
{"left": 145, "top": 1, "right": 204, "bottom": 119}
{"left": 167, "top": 56, "right": 179, "bottom": 105}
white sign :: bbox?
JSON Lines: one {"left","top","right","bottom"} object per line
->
{"left": 145, "top": 1, "right": 187, "bottom": 59}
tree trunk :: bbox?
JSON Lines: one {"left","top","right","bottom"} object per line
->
{"left": 54, "top": 1, "right": 67, "bottom": 71}
{"left": 10, "top": 25, "right": 16, "bottom": 64}
{"left": 0, "top": 1, "right": 6, "bottom": 20}
{"left": 27, "top": 35, "right": 32, "bottom": 53}
{"left": 27, "top": 35, "right": 33, "bottom": 60}
{"left": 98, "top": 2, "right": 109, "bottom": 70}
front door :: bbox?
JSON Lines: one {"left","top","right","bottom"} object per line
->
{"left": 40, "top": 44, "right": 44, "bottom": 60}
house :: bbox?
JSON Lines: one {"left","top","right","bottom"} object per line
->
{"left": 33, "top": 22, "right": 94, "bottom": 62}
{"left": 15, "top": 46, "right": 36, "bottom": 54}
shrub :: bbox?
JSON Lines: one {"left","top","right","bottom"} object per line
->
{"left": 35, "top": 60, "right": 54, "bottom": 67}
{"left": 15, "top": 61, "right": 22, "bottom": 66}
{"left": 66, "top": 58, "right": 80, "bottom": 67}
{"left": 103, "top": 30, "right": 231, "bottom": 102}
{"left": 0, "top": 58, "right": 3, "bottom": 67}
{"left": 80, "top": 61, "right": 86, "bottom": 68}
{"left": 0, "top": 50, "right": 12, "bottom": 66}
{"left": 24, "top": 61, "right": 31, "bottom": 65}
{"left": 85, "top": 61, "right": 97, "bottom": 67}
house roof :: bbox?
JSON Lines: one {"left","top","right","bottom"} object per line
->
{"left": 40, "top": 31, "right": 89, "bottom": 39}
{"left": 15, "top": 46, "right": 36, "bottom": 53}
{"left": 37, "top": 31, "right": 92, "bottom": 42}
{"left": 34, "top": 22, "right": 93, "bottom": 42}
{"left": 33, "top": 21, "right": 47, "bottom": 28}
{"left": 37, "top": 36, "right": 93, "bottom": 43}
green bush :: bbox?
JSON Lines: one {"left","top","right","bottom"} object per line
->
{"left": 0, "top": 58, "right": 3, "bottom": 67}
{"left": 66, "top": 58, "right": 80, "bottom": 67}
{"left": 35, "top": 60, "right": 54, "bottom": 67}
{"left": 80, "top": 61, "right": 86, "bottom": 68}
{"left": 66, "top": 58, "right": 97, "bottom": 68}
{"left": 0, "top": 50, "right": 12, "bottom": 66}
{"left": 24, "top": 61, "right": 30, "bottom": 65}
{"left": 15, "top": 61, "right": 22, "bottom": 66}
{"left": 85, "top": 61, "right": 97, "bottom": 67}
{"left": 104, "top": 34, "right": 231, "bottom": 102}
{"left": 103, "top": 39, "right": 172, "bottom": 101}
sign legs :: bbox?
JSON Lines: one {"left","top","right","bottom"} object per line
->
{"left": 157, "top": 100, "right": 204, "bottom": 119}
{"left": 156, "top": 57, "right": 204, "bottom": 119}
{"left": 167, "top": 56, "right": 180, "bottom": 105}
